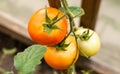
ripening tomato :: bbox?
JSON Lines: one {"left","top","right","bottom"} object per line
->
{"left": 28, "top": 7, "right": 68, "bottom": 46}
{"left": 44, "top": 36, "right": 79, "bottom": 70}
{"left": 75, "top": 27, "right": 100, "bottom": 57}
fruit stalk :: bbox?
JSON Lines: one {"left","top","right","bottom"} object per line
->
{"left": 60, "top": 0, "right": 78, "bottom": 74}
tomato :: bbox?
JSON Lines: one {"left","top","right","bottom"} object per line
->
{"left": 75, "top": 27, "right": 100, "bottom": 57}
{"left": 28, "top": 7, "right": 68, "bottom": 46}
{"left": 44, "top": 36, "right": 79, "bottom": 70}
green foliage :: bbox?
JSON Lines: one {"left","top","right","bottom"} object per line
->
{"left": 59, "top": 6, "right": 85, "bottom": 18}
{"left": 14, "top": 44, "right": 46, "bottom": 74}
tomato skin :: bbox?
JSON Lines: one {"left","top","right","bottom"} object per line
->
{"left": 28, "top": 7, "right": 68, "bottom": 46}
{"left": 44, "top": 36, "right": 79, "bottom": 70}
{"left": 75, "top": 27, "right": 100, "bottom": 57}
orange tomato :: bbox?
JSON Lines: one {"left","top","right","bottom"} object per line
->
{"left": 44, "top": 36, "right": 79, "bottom": 70}
{"left": 28, "top": 7, "right": 68, "bottom": 46}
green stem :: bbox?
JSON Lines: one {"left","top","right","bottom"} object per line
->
{"left": 61, "top": 0, "right": 68, "bottom": 11}
{"left": 60, "top": 0, "right": 79, "bottom": 74}
{"left": 61, "top": 65, "right": 76, "bottom": 74}
{"left": 67, "top": 65, "right": 76, "bottom": 74}
{"left": 57, "top": 0, "right": 73, "bottom": 45}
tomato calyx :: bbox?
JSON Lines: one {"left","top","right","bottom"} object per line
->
{"left": 77, "top": 29, "right": 94, "bottom": 41}
{"left": 55, "top": 41, "right": 71, "bottom": 51}
{"left": 42, "top": 9, "right": 60, "bottom": 34}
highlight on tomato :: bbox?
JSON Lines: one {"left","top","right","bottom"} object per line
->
{"left": 75, "top": 27, "right": 100, "bottom": 58}
{"left": 28, "top": 7, "right": 68, "bottom": 46}
{"left": 44, "top": 36, "right": 79, "bottom": 70}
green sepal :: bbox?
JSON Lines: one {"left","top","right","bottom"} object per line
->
{"left": 51, "top": 13, "right": 59, "bottom": 21}
{"left": 45, "top": 9, "right": 51, "bottom": 23}
{"left": 43, "top": 9, "right": 60, "bottom": 34}
{"left": 76, "top": 29, "right": 94, "bottom": 41}
{"left": 55, "top": 41, "right": 71, "bottom": 51}
{"left": 43, "top": 24, "right": 52, "bottom": 34}
{"left": 43, "top": 23, "right": 59, "bottom": 34}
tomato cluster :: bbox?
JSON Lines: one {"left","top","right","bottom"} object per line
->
{"left": 28, "top": 7, "right": 100, "bottom": 70}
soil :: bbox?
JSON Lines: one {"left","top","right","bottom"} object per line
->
{"left": 0, "top": 32, "right": 97, "bottom": 74}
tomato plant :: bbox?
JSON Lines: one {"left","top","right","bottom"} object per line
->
{"left": 75, "top": 27, "right": 100, "bottom": 57}
{"left": 44, "top": 36, "right": 79, "bottom": 70}
{"left": 0, "top": 0, "right": 101, "bottom": 74}
{"left": 28, "top": 7, "right": 68, "bottom": 46}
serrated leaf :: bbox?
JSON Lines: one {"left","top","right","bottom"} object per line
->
{"left": 59, "top": 6, "right": 85, "bottom": 18}
{"left": 14, "top": 44, "right": 46, "bottom": 74}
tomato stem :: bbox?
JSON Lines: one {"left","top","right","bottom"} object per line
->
{"left": 59, "top": 0, "right": 74, "bottom": 45}
{"left": 60, "top": 0, "right": 79, "bottom": 74}
{"left": 67, "top": 65, "right": 76, "bottom": 74}
{"left": 61, "top": 65, "right": 76, "bottom": 74}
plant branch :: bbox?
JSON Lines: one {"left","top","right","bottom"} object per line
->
{"left": 67, "top": 65, "right": 76, "bottom": 74}
{"left": 60, "top": 0, "right": 79, "bottom": 74}
{"left": 57, "top": 0, "right": 73, "bottom": 45}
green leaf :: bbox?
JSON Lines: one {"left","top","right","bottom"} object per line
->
{"left": 14, "top": 44, "right": 46, "bottom": 74}
{"left": 59, "top": 6, "right": 85, "bottom": 18}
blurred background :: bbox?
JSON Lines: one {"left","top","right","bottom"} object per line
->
{"left": 0, "top": 0, "right": 120, "bottom": 73}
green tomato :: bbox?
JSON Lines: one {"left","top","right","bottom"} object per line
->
{"left": 75, "top": 27, "right": 100, "bottom": 58}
